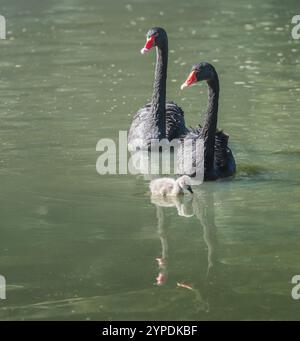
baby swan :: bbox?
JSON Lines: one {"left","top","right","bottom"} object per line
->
{"left": 150, "top": 175, "right": 193, "bottom": 197}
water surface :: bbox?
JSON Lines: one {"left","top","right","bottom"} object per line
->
{"left": 0, "top": 0, "right": 300, "bottom": 320}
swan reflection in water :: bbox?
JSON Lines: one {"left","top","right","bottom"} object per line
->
{"left": 150, "top": 186, "right": 218, "bottom": 313}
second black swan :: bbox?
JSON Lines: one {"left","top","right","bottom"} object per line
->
{"left": 180, "top": 62, "right": 236, "bottom": 181}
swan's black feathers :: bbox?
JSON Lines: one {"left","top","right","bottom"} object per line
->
{"left": 129, "top": 101, "right": 186, "bottom": 141}
{"left": 177, "top": 127, "right": 235, "bottom": 178}
{"left": 214, "top": 130, "right": 229, "bottom": 168}
{"left": 128, "top": 101, "right": 235, "bottom": 179}
{"left": 165, "top": 101, "right": 186, "bottom": 140}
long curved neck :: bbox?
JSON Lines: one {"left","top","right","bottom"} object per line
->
{"left": 202, "top": 74, "right": 219, "bottom": 179}
{"left": 150, "top": 40, "right": 168, "bottom": 139}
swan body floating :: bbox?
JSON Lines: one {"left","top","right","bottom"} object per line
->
{"left": 149, "top": 175, "right": 193, "bottom": 197}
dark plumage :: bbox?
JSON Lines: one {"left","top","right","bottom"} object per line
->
{"left": 180, "top": 62, "right": 236, "bottom": 180}
{"left": 128, "top": 28, "right": 187, "bottom": 151}
{"left": 127, "top": 29, "right": 235, "bottom": 181}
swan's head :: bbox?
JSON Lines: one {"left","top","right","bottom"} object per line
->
{"left": 177, "top": 175, "right": 193, "bottom": 194}
{"left": 180, "top": 62, "right": 217, "bottom": 90}
{"left": 141, "top": 27, "right": 167, "bottom": 54}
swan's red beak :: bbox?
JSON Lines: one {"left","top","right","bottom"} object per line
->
{"left": 180, "top": 70, "right": 197, "bottom": 90}
{"left": 141, "top": 35, "right": 155, "bottom": 54}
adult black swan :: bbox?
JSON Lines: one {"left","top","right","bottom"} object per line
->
{"left": 180, "top": 62, "right": 236, "bottom": 181}
{"left": 128, "top": 27, "right": 187, "bottom": 152}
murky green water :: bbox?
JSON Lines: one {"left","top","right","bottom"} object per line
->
{"left": 0, "top": 0, "right": 300, "bottom": 320}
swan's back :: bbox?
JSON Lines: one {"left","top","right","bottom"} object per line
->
{"left": 176, "top": 128, "right": 235, "bottom": 179}
{"left": 149, "top": 177, "right": 175, "bottom": 196}
{"left": 214, "top": 130, "right": 236, "bottom": 178}
{"left": 128, "top": 101, "right": 186, "bottom": 151}
{"left": 165, "top": 101, "right": 187, "bottom": 139}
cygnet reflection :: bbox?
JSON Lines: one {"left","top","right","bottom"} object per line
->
{"left": 151, "top": 187, "right": 218, "bottom": 313}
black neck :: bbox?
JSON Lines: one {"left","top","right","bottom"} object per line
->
{"left": 202, "top": 75, "right": 219, "bottom": 179}
{"left": 150, "top": 41, "right": 168, "bottom": 139}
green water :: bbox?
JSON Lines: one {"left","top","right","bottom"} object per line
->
{"left": 0, "top": 0, "right": 300, "bottom": 320}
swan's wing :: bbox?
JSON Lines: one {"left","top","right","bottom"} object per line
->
{"left": 214, "top": 130, "right": 236, "bottom": 176}
{"left": 128, "top": 103, "right": 151, "bottom": 137}
{"left": 214, "top": 130, "right": 229, "bottom": 168}
{"left": 150, "top": 178, "right": 174, "bottom": 189}
{"left": 174, "top": 128, "right": 235, "bottom": 179}
{"left": 129, "top": 101, "right": 187, "bottom": 148}
{"left": 165, "top": 101, "right": 187, "bottom": 140}
{"left": 183, "top": 127, "right": 232, "bottom": 170}
{"left": 129, "top": 101, "right": 185, "bottom": 140}
{"left": 128, "top": 103, "right": 152, "bottom": 150}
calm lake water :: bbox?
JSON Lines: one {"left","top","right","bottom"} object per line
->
{"left": 0, "top": 0, "right": 300, "bottom": 320}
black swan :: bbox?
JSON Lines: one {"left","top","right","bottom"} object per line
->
{"left": 128, "top": 27, "right": 187, "bottom": 151}
{"left": 180, "top": 62, "right": 236, "bottom": 181}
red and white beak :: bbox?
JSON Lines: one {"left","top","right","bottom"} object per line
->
{"left": 180, "top": 70, "right": 197, "bottom": 90}
{"left": 140, "top": 35, "right": 155, "bottom": 54}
